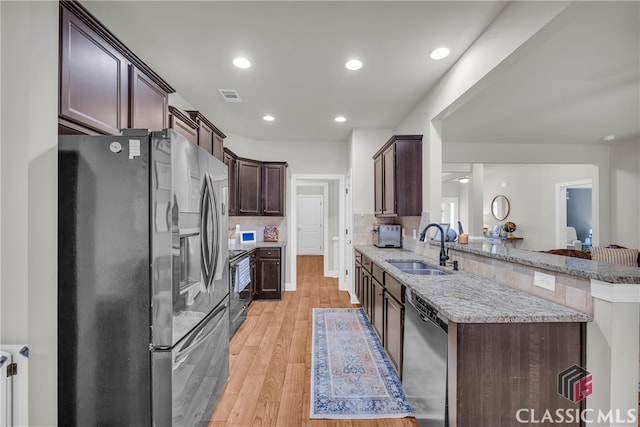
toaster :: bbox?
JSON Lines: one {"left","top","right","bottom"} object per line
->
{"left": 373, "top": 224, "right": 402, "bottom": 248}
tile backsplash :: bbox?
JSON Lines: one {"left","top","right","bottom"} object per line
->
{"left": 229, "top": 216, "right": 287, "bottom": 242}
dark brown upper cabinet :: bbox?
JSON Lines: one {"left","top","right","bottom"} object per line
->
{"left": 262, "top": 163, "right": 287, "bottom": 216}
{"left": 59, "top": 6, "right": 128, "bottom": 135}
{"left": 186, "top": 111, "right": 227, "bottom": 162}
{"left": 168, "top": 106, "right": 198, "bottom": 146}
{"left": 58, "top": 1, "right": 173, "bottom": 135}
{"left": 130, "top": 66, "right": 168, "bottom": 131}
{"left": 223, "top": 149, "right": 238, "bottom": 216}
{"left": 237, "top": 159, "right": 262, "bottom": 216}
{"left": 373, "top": 135, "right": 423, "bottom": 217}
{"left": 226, "top": 149, "right": 287, "bottom": 217}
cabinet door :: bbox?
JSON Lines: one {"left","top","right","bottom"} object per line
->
{"left": 130, "top": 66, "right": 168, "bottom": 131}
{"left": 354, "top": 262, "right": 362, "bottom": 304}
{"left": 384, "top": 294, "right": 404, "bottom": 377}
{"left": 238, "top": 160, "right": 262, "bottom": 215}
{"left": 60, "top": 7, "right": 129, "bottom": 135}
{"left": 169, "top": 114, "right": 197, "bottom": 145}
{"left": 371, "top": 279, "right": 384, "bottom": 341}
{"left": 213, "top": 133, "right": 224, "bottom": 162}
{"left": 197, "top": 121, "right": 214, "bottom": 155}
{"left": 374, "top": 155, "right": 383, "bottom": 215}
{"left": 361, "top": 270, "right": 371, "bottom": 320}
{"left": 256, "top": 249, "right": 281, "bottom": 299}
{"left": 224, "top": 151, "right": 238, "bottom": 216}
{"left": 262, "top": 163, "right": 286, "bottom": 216}
{"left": 382, "top": 144, "right": 396, "bottom": 215}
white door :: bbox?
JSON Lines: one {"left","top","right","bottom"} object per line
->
{"left": 297, "top": 195, "right": 323, "bottom": 255}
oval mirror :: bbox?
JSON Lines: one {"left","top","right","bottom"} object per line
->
{"left": 491, "top": 195, "right": 511, "bottom": 221}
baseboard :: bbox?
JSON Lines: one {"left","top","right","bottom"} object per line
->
{"left": 327, "top": 270, "right": 338, "bottom": 278}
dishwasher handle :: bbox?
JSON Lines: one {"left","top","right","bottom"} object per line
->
{"left": 408, "top": 290, "right": 448, "bottom": 333}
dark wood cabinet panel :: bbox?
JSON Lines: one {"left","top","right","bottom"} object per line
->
{"left": 374, "top": 155, "right": 383, "bottom": 215}
{"left": 372, "top": 135, "right": 422, "bottom": 217}
{"left": 213, "top": 133, "right": 224, "bottom": 162}
{"left": 451, "top": 322, "right": 585, "bottom": 426}
{"left": 256, "top": 248, "right": 282, "bottom": 299}
{"left": 59, "top": 2, "right": 174, "bottom": 136}
{"left": 384, "top": 292, "right": 404, "bottom": 377}
{"left": 382, "top": 145, "right": 395, "bottom": 215}
{"left": 224, "top": 149, "right": 238, "bottom": 216}
{"left": 198, "top": 121, "right": 214, "bottom": 154}
{"left": 238, "top": 159, "right": 262, "bottom": 216}
{"left": 169, "top": 106, "right": 198, "bottom": 145}
{"left": 130, "top": 66, "right": 168, "bottom": 131}
{"left": 60, "top": 7, "right": 129, "bottom": 135}
{"left": 262, "top": 163, "right": 287, "bottom": 216}
{"left": 371, "top": 278, "right": 384, "bottom": 341}
{"left": 186, "top": 111, "right": 226, "bottom": 161}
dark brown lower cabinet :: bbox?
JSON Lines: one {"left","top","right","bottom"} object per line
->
{"left": 255, "top": 248, "right": 282, "bottom": 299}
{"left": 383, "top": 274, "right": 404, "bottom": 378}
{"left": 449, "top": 322, "right": 585, "bottom": 427}
{"left": 371, "top": 278, "right": 384, "bottom": 341}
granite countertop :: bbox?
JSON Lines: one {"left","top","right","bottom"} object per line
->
{"left": 441, "top": 241, "right": 640, "bottom": 284}
{"left": 229, "top": 241, "right": 287, "bottom": 252}
{"left": 355, "top": 245, "right": 592, "bottom": 324}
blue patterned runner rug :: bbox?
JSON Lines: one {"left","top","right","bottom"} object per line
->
{"left": 310, "top": 308, "right": 414, "bottom": 419}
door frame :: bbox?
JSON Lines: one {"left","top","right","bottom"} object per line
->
{"left": 296, "top": 183, "right": 328, "bottom": 265}
{"left": 290, "top": 174, "right": 345, "bottom": 291}
{"left": 555, "top": 179, "right": 593, "bottom": 248}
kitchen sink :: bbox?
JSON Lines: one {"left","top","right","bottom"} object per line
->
{"left": 388, "top": 261, "right": 448, "bottom": 275}
{"left": 401, "top": 269, "right": 447, "bottom": 275}
{"left": 388, "top": 261, "right": 432, "bottom": 270}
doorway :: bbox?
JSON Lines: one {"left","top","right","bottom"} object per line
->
{"left": 296, "top": 193, "right": 324, "bottom": 255}
{"left": 290, "top": 174, "right": 345, "bottom": 292}
{"left": 555, "top": 179, "right": 593, "bottom": 248}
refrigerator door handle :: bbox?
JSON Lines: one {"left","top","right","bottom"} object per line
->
{"left": 199, "top": 176, "right": 214, "bottom": 288}
{"left": 173, "top": 302, "right": 227, "bottom": 368}
{"left": 207, "top": 173, "right": 220, "bottom": 282}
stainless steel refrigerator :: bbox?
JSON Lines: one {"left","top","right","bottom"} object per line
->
{"left": 58, "top": 129, "right": 229, "bottom": 426}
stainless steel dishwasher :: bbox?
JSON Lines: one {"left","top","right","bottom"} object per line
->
{"left": 403, "top": 289, "right": 448, "bottom": 427}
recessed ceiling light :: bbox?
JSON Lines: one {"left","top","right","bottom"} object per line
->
{"left": 233, "top": 57, "right": 251, "bottom": 69}
{"left": 602, "top": 134, "right": 616, "bottom": 142}
{"left": 335, "top": 116, "right": 347, "bottom": 123}
{"left": 430, "top": 47, "right": 450, "bottom": 60}
{"left": 345, "top": 59, "right": 363, "bottom": 71}
{"left": 263, "top": 115, "right": 275, "bottom": 122}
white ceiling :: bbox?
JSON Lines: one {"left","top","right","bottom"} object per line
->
{"left": 82, "top": 1, "right": 639, "bottom": 146}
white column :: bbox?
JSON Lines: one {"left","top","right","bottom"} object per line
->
{"left": 587, "top": 280, "right": 640, "bottom": 425}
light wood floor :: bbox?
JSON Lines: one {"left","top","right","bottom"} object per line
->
{"left": 209, "top": 255, "right": 419, "bottom": 427}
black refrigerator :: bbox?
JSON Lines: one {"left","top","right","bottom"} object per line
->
{"left": 58, "top": 129, "right": 229, "bottom": 426}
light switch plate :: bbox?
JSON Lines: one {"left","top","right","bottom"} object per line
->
{"left": 534, "top": 271, "right": 556, "bottom": 291}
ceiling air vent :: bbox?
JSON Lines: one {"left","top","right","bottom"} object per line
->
{"left": 218, "top": 89, "right": 242, "bottom": 103}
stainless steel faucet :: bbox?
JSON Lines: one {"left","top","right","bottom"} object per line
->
{"left": 419, "top": 223, "right": 449, "bottom": 266}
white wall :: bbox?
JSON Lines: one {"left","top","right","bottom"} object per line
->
{"left": 1, "top": 2, "right": 58, "bottom": 424}
{"left": 395, "top": 1, "right": 570, "bottom": 220}
{"left": 225, "top": 133, "right": 347, "bottom": 175}
{"left": 348, "top": 128, "right": 393, "bottom": 214}
{"left": 482, "top": 164, "right": 598, "bottom": 251}
{"left": 609, "top": 136, "right": 640, "bottom": 249}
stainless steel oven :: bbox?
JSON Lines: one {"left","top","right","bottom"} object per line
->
{"left": 229, "top": 249, "right": 251, "bottom": 337}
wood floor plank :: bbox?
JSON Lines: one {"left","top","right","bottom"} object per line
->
{"left": 210, "top": 255, "right": 418, "bottom": 427}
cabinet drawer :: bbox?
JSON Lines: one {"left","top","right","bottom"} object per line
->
{"left": 258, "top": 248, "right": 281, "bottom": 258}
{"left": 372, "top": 263, "right": 384, "bottom": 285}
{"left": 362, "top": 255, "right": 372, "bottom": 273}
{"left": 385, "top": 274, "right": 405, "bottom": 303}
